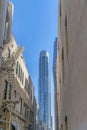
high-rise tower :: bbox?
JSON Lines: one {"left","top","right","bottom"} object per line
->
{"left": 38, "top": 50, "right": 51, "bottom": 128}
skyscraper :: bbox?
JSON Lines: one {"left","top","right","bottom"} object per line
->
{"left": 39, "top": 51, "right": 51, "bottom": 128}
{"left": 53, "top": 38, "right": 59, "bottom": 130}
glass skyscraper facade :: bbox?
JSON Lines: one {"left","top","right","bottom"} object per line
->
{"left": 38, "top": 51, "right": 51, "bottom": 128}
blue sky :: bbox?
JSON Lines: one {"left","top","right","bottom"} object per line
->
{"left": 11, "top": 0, "right": 58, "bottom": 129}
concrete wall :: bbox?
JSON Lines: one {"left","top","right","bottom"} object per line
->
{"left": 58, "top": 0, "right": 87, "bottom": 130}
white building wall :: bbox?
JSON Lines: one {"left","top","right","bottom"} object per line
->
{"left": 58, "top": 0, "right": 87, "bottom": 130}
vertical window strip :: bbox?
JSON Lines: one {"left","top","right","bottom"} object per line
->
{"left": 9, "top": 85, "right": 12, "bottom": 100}
{"left": 62, "top": 48, "right": 64, "bottom": 83}
{"left": 16, "top": 61, "right": 18, "bottom": 75}
{"left": 14, "top": 90, "right": 16, "bottom": 98}
{"left": 4, "top": 80, "right": 8, "bottom": 100}
{"left": 65, "top": 15, "right": 69, "bottom": 58}
{"left": 65, "top": 116, "right": 68, "bottom": 130}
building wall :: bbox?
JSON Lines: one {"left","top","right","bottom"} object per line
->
{"left": 34, "top": 97, "right": 40, "bottom": 130}
{"left": 0, "top": 1, "right": 34, "bottom": 129}
{"left": 58, "top": 0, "right": 87, "bottom": 130}
{"left": 53, "top": 38, "right": 60, "bottom": 130}
{"left": 0, "top": 34, "right": 34, "bottom": 130}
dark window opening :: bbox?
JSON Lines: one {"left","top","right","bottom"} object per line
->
{"left": 14, "top": 90, "right": 17, "bottom": 98}
{"left": 16, "top": 61, "right": 18, "bottom": 75}
{"left": 65, "top": 116, "right": 68, "bottom": 130}
{"left": 9, "top": 85, "right": 12, "bottom": 100}
{"left": 20, "top": 98, "right": 22, "bottom": 114}
{"left": 12, "top": 125, "right": 16, "bottom": 130}
{"left": 22, "top": 73, "right": 24, "bottom": 85}
{"left": 61, "top": 124, "right": 63, "bottom": 130}
{"left": 4, "top": 80, "right": 8, "bottom": 100}
{"left": 62, "top": 48, "right": 64, "bottom": 83}
{"left": 65, "top": 15, "right": 69, "bottom": 58}
{"left": 60, "top": 0, "right": 61, "bottom": 17}
{"left": 8, "top": 48, "right": 11, "bottom": 58}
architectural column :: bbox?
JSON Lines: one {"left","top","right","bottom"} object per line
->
{"left": 6, "top": 2, "right": 14, "bottom": 42}
{"left": 0, "top": 0, "right": 7, "bottom": 63}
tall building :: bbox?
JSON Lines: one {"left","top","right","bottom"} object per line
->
{"left": 53, "top": 38, "right": 60, "bottom": 130}
{"left": 57, "top": 0, "right": 87, "bottom": 130}
{"left": 38, "top": 51, "right": 51, "bottom": 128}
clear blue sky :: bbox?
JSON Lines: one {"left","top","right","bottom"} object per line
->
{"left": 11, "top": 0, "right": 58, "bottom": 129}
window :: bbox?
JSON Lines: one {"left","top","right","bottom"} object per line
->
{"left": 12, "top": 125, "right": 15, "bottom": 130}
{"left": 18, "top": 64, "right": 20, "bottom": 78}
{"left": 65, "top": 15, "right": 69, "bottom": 58}
{"left": 22, "top": 72, "right": 24, "bottom": 84}
{"left": 62, "top": 48, "right": 64, "bottom": 83}
{"left": 16, "top": 61, "right": 24, "bottom": 85}
{"left": 65, "top": 116, "right": 68, "bottom": 130}
{"left": 20, "top": 98, "right": 22, "bottom": 114}
{"left": 31, "top": 90, "right": 32, "bottom": 101}
{"left": 61, "top": 124, "right": 63, "bottom": 130}
{"left": 59, "top": 77, "right": 61, "bottom": 85}
{"left": 8, "top": 48, "right": 11, "bottom": 58}
{"left": 9, "top": 85, "right": 12, "bottom": 100}
{"left": 16, "top": 61, "right": 18, "bottom": 75}
{"left": 25, "top": 78, "right": 28, "bottom": 92}
{"left": 18, "top": 98, "right": 22, "bottom": 114}
{"left": 25, "top": 78, "right": 30, "bottom": 96}
{"left": 59, "top": 0, "right": 62, "bottom": 26}
{"left": 60, "top": 0, "right": 61, "bottom": 17}
{"left": 4, "top": 80, "right": 8, "bottom": 100}
{"left": 20, "top": 68, "right": 22, "bottom": 81}
{"left": 14, "top": 90, "right": 17, "bottom": 98}
{"left": 24, "top": 103, "right": 29, "bottom": 119}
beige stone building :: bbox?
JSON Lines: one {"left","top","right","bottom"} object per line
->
{"left": 0, "top": 1, "right": 34, "bottom": 130}
{"left": 57, "top": 0, "right": 87, "bottom": 130}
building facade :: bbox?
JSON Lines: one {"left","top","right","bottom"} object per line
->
{"left": 34, "top": 97, "right": 39, "bottom": 130}
{"left": 57, "top": 0, "right": 87, "bottom": 130}
{"left": 38, "top": 51, "right": 51, "bottom": 128}
{"left": 0, "top": 0, "right": 13, "bottom": 64}
{"left": 0, "top": 1, "right": 34, "bottom": 130}
{"left": 53, "top": 38, "right": 59, "bottom": 130}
